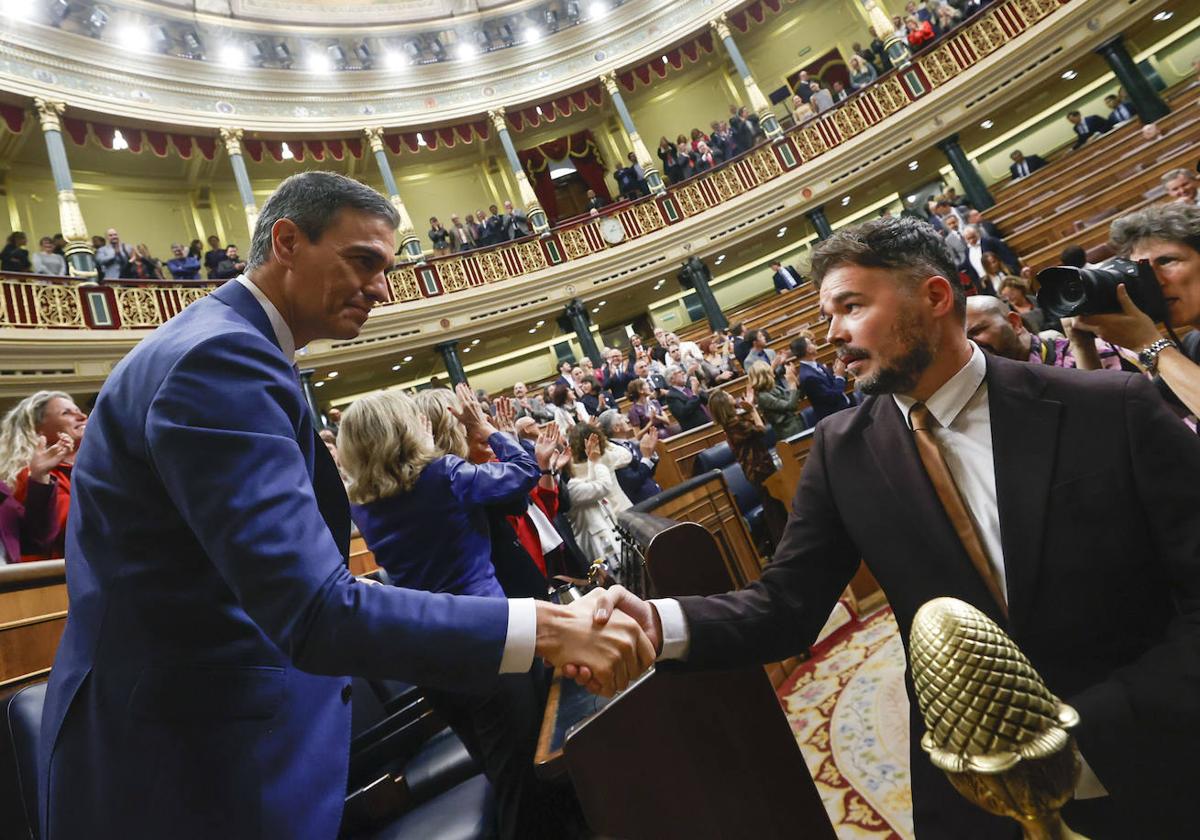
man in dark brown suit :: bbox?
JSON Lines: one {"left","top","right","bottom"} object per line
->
{"left": 572, "top": 217, "right": 1200, "bottom": 839}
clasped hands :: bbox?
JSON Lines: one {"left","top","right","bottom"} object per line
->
{"left": 533, "top": 586, "right": 663, "bottom": 697}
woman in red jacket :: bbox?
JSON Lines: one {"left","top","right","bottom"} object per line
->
{"left": 905, "top": 14, "right": 936, "bottom": 49}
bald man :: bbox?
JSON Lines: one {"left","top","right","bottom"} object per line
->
{"left": 965, "top": 296, "right": 1125, "bottom": 370}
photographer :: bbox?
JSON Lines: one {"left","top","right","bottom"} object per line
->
{"left": 1068, "top": 204, "right": 1200, "bottom": 418}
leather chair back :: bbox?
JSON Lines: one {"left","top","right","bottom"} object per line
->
{"left": 1, "top": 682, "right": 47, "bottom": 840}
{"left": 692, "top": 442, "right": 734, "bottom": 474}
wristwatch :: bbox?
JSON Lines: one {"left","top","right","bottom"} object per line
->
{"left": 1138, "top": 337, "right": 1175, "bottom": 375}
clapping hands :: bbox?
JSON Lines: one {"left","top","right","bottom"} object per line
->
{"left": 29, "top": 433, "right": 73, "bottom": 484}
{"left": 447, "top": 382, "right": 498, "bottom": 443}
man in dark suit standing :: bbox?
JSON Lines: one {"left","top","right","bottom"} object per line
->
{"left": 769, "top": 260, "right": 805, "bottom": 294}
{"left": 1067, "top": 110, "right": 1113, "bottom": 149}
{"left": 789, "top": 333, "right": 853, "bottom": 423}
{"left": 1104, "top": 93, "right": 1135, "bottom": 124}
{"left": 1008, "top": 149, "right": 1047, "bottom": 180}
{"left": 38, "top": 172, "right": 652, "bottom": 840}
{"left": 581, "top": 217, "right": 1200, "bottom": 840}
{"left": 661, "top": 365, "right": 710, "bottom": 431}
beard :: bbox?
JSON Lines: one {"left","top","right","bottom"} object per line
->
{"left": 845, "top": 306, "right": 937, "bottom": 395}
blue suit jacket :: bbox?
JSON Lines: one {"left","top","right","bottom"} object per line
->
{"left": 38, "top": 280, "right": 509, "bottom": 840}
{"left": 797, "top": 362, "right": 852, "bottom": 424}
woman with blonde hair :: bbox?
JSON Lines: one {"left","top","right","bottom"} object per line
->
{"left": 564, "top": 422, "right": 633, "bottom": 564}
{"left": 747, "top": 360, "right": 807, "bottom": 438}
{"left": 707, "top": 388, "right": 788, "bottom": 545}
{"left": 340, "top": 384, "right": 570, "bottom": 839}
{"left": 413, "top": 387, "right": 469, "bottom": 458}
{"left": 0, "top": 390, "right": 86, "bottom": 561}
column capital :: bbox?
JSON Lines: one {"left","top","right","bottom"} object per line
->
{"left": 363, "top": 126, "right": 386, "bottom": 154}
{"left": 487, "top": 108, "right": 508, "bottom": 133}
{"left": 934, "top": 133, "right": 962, "bottom": 151}
{"left": 599, "top": 70, "right": 620, "bottom": 97}
{"left": 709, "top": 14, "right": 731, "bottom": 42}
{"left": 33, "top": 98, "right": 66, "bottom": 133}
{"left": 218, "top": 127, "right": 245, "bottom": 156}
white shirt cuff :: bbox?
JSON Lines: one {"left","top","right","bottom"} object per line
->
{"left": 640, "top": 457, "right": 656, "bottom": 469}
{"left": 499, "top": 598, "right": 537, "bottom": 673}
{"left": 650, "top": 598, "right": 691, "bottom": 661}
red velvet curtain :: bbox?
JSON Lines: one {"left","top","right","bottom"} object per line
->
{"left": 517, "top": 130, "right": 611, "bottom": 223}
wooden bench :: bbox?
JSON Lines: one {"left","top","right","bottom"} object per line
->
{"left": 0, "top": 560, "right": 67, "bottom": 695}
{"left": 349, "top": 535, "right": 380, "bottom": 576}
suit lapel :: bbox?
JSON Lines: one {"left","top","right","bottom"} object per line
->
{"left": 985, "top": 357, "right": 1061, "bottom": 631}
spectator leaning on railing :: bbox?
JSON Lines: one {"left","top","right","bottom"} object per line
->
{"left": 33, "top": 236, "right": 67, "bottom": 276}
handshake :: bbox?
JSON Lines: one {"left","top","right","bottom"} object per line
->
{"left": 533, "top": 586, "right": 662, "bottom": 697}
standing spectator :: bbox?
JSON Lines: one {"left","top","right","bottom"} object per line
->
{"left": 214, "top": 244, "right": 246, "bottom": 280}
{"left": 742, "top": 328, "right": 784, "bottom": 372}
{"left": 579, "top": 377, "right": 607, "bottom": 418}
{"left": 934, "top": 4, "right": 961, "bottom": 34}
{"left": 564, "top": 423, "right": 632, "bottom": 563}
{"left": 0, "top": 390, "right": 87, "bottom": 562}
{"left": 707, "top": 388, "right": 788, "bottom": 544}
{"left": 1009, "top": 149, "right": 1047, "bottom": 180}
{"left": 468, "top": 209, "right": 487, "bottom": 246}
{"left": 428, "top": 217, "right": 453, "bottom": 256}
{"left": 793, "top": 71, "right": 814, "bottom": 103}
{"left": 2, "top": 232, "right": 31, "bottom": 272}
{"left": 871, "top": 33, "right": 893, "bottom": 72}
{"left": 51, "top": 233, "right": 67, "bottom": 257}
{"left": 166, "top": 244, "right": 201, "bottom": 280}
{"left": 960, "top": 224, "right": 1020, "bottom": 293}
{"left": 95, "top": 228, "right": 132, "bottom": 280}
{"left": 729, "top": 106, "right": 758, "bottom": 153}
{"left": 689, "top": 128, "right": 709, "bottom": 153}
{"left": 809, "top": 82, "right": 834, "bottom": 113}
{"left": 473, "top": 209, "right": 493, "bottom": 246}
{"left": 674, "top": 142, "right": 696, "bottom": 180}
{"left": 965, "top": 208, "right": 1004, "bottom": 241}
{"left": 187, "top": 239, "right": 204, "bottom": 262}
{"left": 597, "top": 410, "right": 661, "bottom": 505}
{"left": 693, "top": 141, "right": 719, "bottom": 174}
{"left": 905, "top": 15, "right": 936, "bottom": 49}
{"left": 1067, "top": 109, "right": 1113, "bottom": 149}
{"left": 701, "top": 335, "right": 737, "bottom": 386}
{"left": 942, "top": 213, "right": 967, "bottom": 267}
{"left": 1105, "top": 93, "right": 1135, "bottom": 124}
{"left": 202, "top": 234, "right": 224, "bottom": 278}
{"left": 790, "top": 332, "right": 853, "bottom": 423}
{"left": 747, "top": 360, "right": 806, "bottom": 438}
{"left": 770, "top": 260, "right": 805, "bottom": 293}
{"left": 626, "top": 378, "right": 675, "bottom": 437}
{"left": 123, "top": 244, "right": 165, "bottom": 280}
{"left": 512, "top": 381, "right": 553, "bottom": 422}
{"left": 585, "top": 190, "right": 607, "bottom": 213}
{"left": 32, "top": 236, "right": 67, "bottom": 276}
{"left": 661, "top": 366, "right": 709, "bottom": 431}
{"left": 550, "top": 384, "right": 588, "bottom": 432}
{"left": 791, "top": 95, "right": 815, "bottom": 125}
{"left": 485, "top": 205, "right": 508, "bottom": 245}
{"left": 90, "top": 234, "right": 106, "bottom": 252}
{"left": 503, "top": 200, "right": 532, "bottom": 240}
{"left": 658, "top": 137, "right": 681, "bottom": 184}
{"left": 831, "top": 81, "right": 849, "bottom": 104}
{"left": 448, "top": 213, "right": 477, "bottom": 251}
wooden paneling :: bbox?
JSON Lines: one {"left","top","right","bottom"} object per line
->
{"left": 0, "top": 560, "right": 68, "bottom": 691}
{"left": 653, "top": 422, "right": 729, "bottom": 489}
{"left": 349, "top": 535, "right": 380, "bottom": 577}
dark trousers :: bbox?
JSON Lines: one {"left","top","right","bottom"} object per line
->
{"left": 427, "top": 663, "right": 582, "bottom": 839}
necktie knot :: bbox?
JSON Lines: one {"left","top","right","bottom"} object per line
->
{"left": 910, "top": 402, "right": 934, "bottom": 433}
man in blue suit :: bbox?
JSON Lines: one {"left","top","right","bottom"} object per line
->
{"left": 1067, "top": 109, "right": 1113, "bottom": 149}
{"left": 38, "top": 171, "right": 653, "bottom": 840}
{"left": 769, "top": 260, "right": 805, "bottom": 294}
{"left": 789, "top": 334, "right": 853, "bottom": 424}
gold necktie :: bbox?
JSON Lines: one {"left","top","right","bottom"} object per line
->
{"left": 909, "top": 402, "right": 1008, "bottom": 618}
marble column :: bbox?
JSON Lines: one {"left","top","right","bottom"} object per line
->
{"left": 563, "top": 299, "right": 602, "bottom": 367}
{"left": 600, "top": 71, "right": 665, "bottom": 195}
{"left": 487, "top": 108, "right": 550, "bottom": 233}
{"left": 710, "top": 15, "right": 782, "bottom": 141}
{"left": 935, "top": 134, "right": 994, "bottom": 211}
{"left": 33, "top": 99, "right": 96, "bottom": 278}
{"left": 806, "top": 206, "right": 834, "bottom": 241}
{"left": 436, "top": 340, "right": 468, "bottom": 386}
{"left": 1095, "top": 36, "right": 1169, "bottom": 123}
{"left": 364, "top": 127, "right": 422, "bottom": 261}
{"left": 219, "top": 128, "right": 259, "bottom": 237}
{"left": 680, "top": 256, "right": 728, "bottom": 332}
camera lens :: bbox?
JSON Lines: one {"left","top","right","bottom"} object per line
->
{"left": 1059, "top": 276, "right": 1087, "bottom": 308}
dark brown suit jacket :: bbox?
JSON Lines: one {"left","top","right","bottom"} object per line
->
{"left": 676, "top": 354, "right": 1200, "bottom": 839}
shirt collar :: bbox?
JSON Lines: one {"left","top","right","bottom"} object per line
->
{"left": 236, "top": 275, "right": 296, "bottom": 361}
{"left": 893, "top": 343, "right": 987, "bottom": 430}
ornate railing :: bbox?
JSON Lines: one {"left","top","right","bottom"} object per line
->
{"left": 0, "top": 0, "right": 1068, "bottom": 332}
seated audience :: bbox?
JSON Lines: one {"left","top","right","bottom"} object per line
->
{"left": 579, "top": 376, "right": 607, "bottom": 417}
{"left": 1071, "top": 204, "right": 1200, "bottom": 419}
{"left": 849, "top": 54, "right": 878, "bottom": 90}
{"left": 966, "top": 296, "right": 1127, "bottom": 370}
{"left": 2, "top": 231, "right": 32, "bottom": 273}
{"left": 1067, "top": 109, "right": 1113, "bottom": 149}
{"left": 770, "top": 260, "right": 805, "bottom": 293}
{"left": 597, "top": 410, "right": 661, "bottom": 505}
{"left": 1105, "top": 93, "right": 1135, "bottom": 124}
{"left": 0, "top": 390, "right": 86, "bottom": 561}
{"left": 790, "top": 331, "right": 853, "bottom": 423}
{"left": 564, "top": 422, "right": 632, "bottom": 563}
{"left": 1163, "top": 168, "right": 1199, "bottom": 206}
{"left": 661, "top": 365, "right": 710, "bottom": 431}
{"left": 998, "top": 276, "right": 1050, "bottom": 333}
{"left": 707, "top": 388, "right": 788, "bottom": 544}
{"left": 1009, "top": 149, "right": 1048, "bottom": 180}
{"left": 166, "top": 243, "right": 201, "bottom": 279}
{"left": 32, "top": 236, "right": 67, "bottom": 276}
{"left": 747, "top": 360, "right": 805, "bottom": 438}
{"left": 214, "top": 244, "right": 246, "bottom": 280}
{"left": 339, "top": 386, "right": 565, "bottom": 840}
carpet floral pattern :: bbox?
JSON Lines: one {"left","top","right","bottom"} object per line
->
{"left": 779, "top": 607, "right": 914, "bottom": 840}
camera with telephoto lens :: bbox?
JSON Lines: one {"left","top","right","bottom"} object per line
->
{"left": 1036, "top": 257, "right": 1168, "bottom": 322}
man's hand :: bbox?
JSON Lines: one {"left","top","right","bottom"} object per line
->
{"left": 638, "top": 426, "right": 658, "bottom": 458}
{"left": 1074, "top": 283, "right": 1163, "bottom": 354}
{"left": 534, "top": 590, "right": 655, "bottom": 697}
{"left": 448, "top": 382, "right": 499, "bottom": 442}
{"left": 833, "top": 357, "right": 848, "bottom": 379}
{"left": 534, "top": 425, "right": 561, "bottom": 470}
{"left": 492, "top": 396, "right": 516, "bottom": 433}
{"left": 561, "top": 586, "right": 663, "bottom": 693}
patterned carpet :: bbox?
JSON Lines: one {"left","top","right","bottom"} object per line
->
{"left": 778, "top": 606, "right": 915, "bottom": 840}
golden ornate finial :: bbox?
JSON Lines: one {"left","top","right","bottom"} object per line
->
{"left": 34, "top": 98, "right": 66, "bottom": 133}
{"left": 599, "top": 70, "right": 619, "bottom": 96}
{"left": 363, "top": 126, "right": 386, "bottom": 154}
{"left": 486, "top": 108, "right": 508, "bottom": 133}
{"left": 910, "top": 598, "right": 1088, "bottom": 839}
{"left": 709, "top": 14, "right": 731, "bottom": 42}
{"left": 218, "top": 127, "right": 244, "bottom": 157}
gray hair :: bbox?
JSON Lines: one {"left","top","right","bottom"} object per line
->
{"left": 248, "top": 171, "right": 400, "bottom": 271}
{"left": 1162, "top": 168, "right": 1198, "bottom": 185}
{"left": 665, "top": 365, "right": 686, "bottom": 382}
{"left": 597, "top": 409, "right": 622, "bottom": 437}
{"left": 1109, "top": 204, "right": 1200, "bottom": 256}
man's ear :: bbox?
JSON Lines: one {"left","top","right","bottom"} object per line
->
{"left": 1006, "top": 309, "right": 1025, "bottom": 332}
{"left": 925, "top": 275, "right": 958, "bottom": 318}
{"left": 271, "top": 218, "right": 302, "bottom": 269}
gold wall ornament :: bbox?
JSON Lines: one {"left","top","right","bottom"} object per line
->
{"left": 363, "top": 126, "right": 386, "bottom": 155}
{"left": 219, "top": 127, "right": 245, "bottom": 158}
{"left": 599, "top": 70, "right": 620, "bottom": 97}
{"left": 34, "top": 99, "right": 66, "bottom": 133}
{"left": 487, "top": 108, "right": 508, "bottom": 135}
{"left": 709, "top": 14, "right": 732, "bottom": 42}
{"left": 910, "top": 598, "right": 1088, "bottom": 840}
{"left": 56, "top": 189, "right": 90, "bottom": 242}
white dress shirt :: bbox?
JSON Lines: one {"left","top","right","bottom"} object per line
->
{"left": 966, "top": 243, "right": 985, "bottom": 280}
{"left": 237, "top": 275, "right": 538, "bottom": 673}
